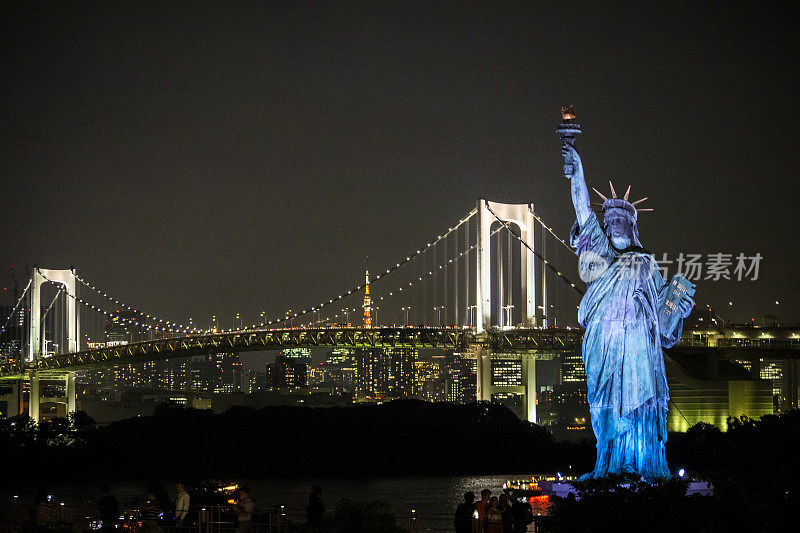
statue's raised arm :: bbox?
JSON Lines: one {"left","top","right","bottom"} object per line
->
{"left": 564, "top": 144, "right": 592, "bottom": 226}
{"left": 557, "top": 108, "right": 698, "bottom": 482}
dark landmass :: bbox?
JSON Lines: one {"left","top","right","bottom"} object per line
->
{"left": 2, "top": 400, "right": 596, "bottom": 482}
{"left": 3, "top": 397, "right": 799, "bottom": 533}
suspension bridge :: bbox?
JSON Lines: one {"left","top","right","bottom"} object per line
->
{"left": 1, "top": 199, "right": 797, "bottom": 422}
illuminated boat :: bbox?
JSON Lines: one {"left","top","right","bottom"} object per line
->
{"left": 503, "top": 474, "right": 578, "bottom": 516}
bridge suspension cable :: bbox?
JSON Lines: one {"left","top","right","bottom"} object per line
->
{"left": 75, "top": 274, "right": 201, "bottom": 333}
{"left": 529, "top": 207, "right": 578, "bottom": 257}
{"left": 39, "top": 290, "right": 62, "bottom": 325}
{"left": 247, "top": 208, "right": 478, "bottom": 329}
{"left": 485, "top": 203, "right": 586, "bottom": 296}
{"left": 49, "top": 210, "right": 481, "bottom": 336}
{"left": 33, "top": 206, "right": 580, "bottom": 338}
{"left": 306, "top": 223, "right": 506, "bottom": 327}
{"left": 0, "top": 278, "right": 31, "bottom": 336}
{"left": 37, "top": 269, "right": 197, "bottom": 337}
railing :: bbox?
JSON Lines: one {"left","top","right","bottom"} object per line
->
{"left": 0, "top": 327, "right": 476, "bottom": 376}
{"left": 716, "top": 337, "right": 800, "bottom": 350}
{"left": 0, "top": 500, "right": 519, "bottom": 533}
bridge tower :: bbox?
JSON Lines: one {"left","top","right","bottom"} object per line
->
{"left": 27, "top": 268, "right": 80, "bottom": 422}
{"left": 476, "top": 200, "right": 536, "bottom": 333}
{"left": 474, "top": 201, "right": 542, "bottom": 422}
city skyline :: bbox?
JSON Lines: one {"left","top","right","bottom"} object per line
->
{"left": 1, "top": 2, "right": 797, "bottom": 328}
{"left": 1, "top": 4, "right": 798, "bottom": 528}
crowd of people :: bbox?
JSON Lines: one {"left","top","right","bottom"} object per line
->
{"left": 455, "top": 488, "right": 534, "bottom": 533}
{"left": 27, "top": 482, "right": 537, "bottom": 532}
{"left": 92, "top": 483, "right": 319, "bottom": 532}
{"left": 91, "top": 482, "right": 258, "bottom": 532}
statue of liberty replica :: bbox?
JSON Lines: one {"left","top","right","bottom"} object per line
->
{"left": 558, "top": 107, "right": 695, "bottom": 481}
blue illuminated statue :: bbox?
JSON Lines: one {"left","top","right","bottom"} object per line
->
{"left": 559, "top": 112, "right": 695, "bottom": 481}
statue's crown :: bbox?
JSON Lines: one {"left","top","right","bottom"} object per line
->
{"left": 592, "top": 181, "right": 652, "bottom": 222}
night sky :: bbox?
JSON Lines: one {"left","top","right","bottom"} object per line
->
{"left": 2, "top": 2, "right": 798, "bottom": 328}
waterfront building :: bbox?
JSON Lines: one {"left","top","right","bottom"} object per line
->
{"left": 666, "top": 355, "right": 773, "bottom": 432}
{"left": 271, "top": 354, "right": 308, "bottom": 388}
{"left": 0, "top": 305, "right": 25, "bottom": 363}
{"left": 559, "top": 353, "right": 587, "bottom": 385}
{"left": 321, "top": 348, "right": 357, "bottom": 394}
{"left": 355, "top": 347, "right": 390, "bottom": 400}
{"left": 414, "top": 359, "right": 442, "bottom": 401}
{"left": 388, "top": 347, "right": 416, "bottom": 398}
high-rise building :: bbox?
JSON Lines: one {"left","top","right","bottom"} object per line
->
{"left": 321, "top": 348, "right": 357, "bottom": 394}
{"left": 271, "top": 355, "right": 308, "bottom": 388}
{"left": 446, "top": 354, "right": 476, "bottom": 403}
{"left": 491, "top": 359, "right": 522, "bottom": 387}
{"left": 388, "top": 348, "right": 416, "bottom": 398}
{"left": 355, "top": 348, "right": 390, "bottom": 400}
{"left": 270, "top": 348, "right": 312, "bottom": 389}
{"left": 413, "top": 352, "right": 473, "bottom": 402}
{"left": 414, "top": 359, "right": 440, "bottom": 401}
{"left": 211, "top": 352, "right": 244, "bottom": 393}
{"left": 757, "top": 358, "right": 799, "bottom": 412}
{"left": 560, "top": 353, "right": 586, "bottom": 384}
{"left": 0, "top": 305, "right": 26, "bottom": 363}
{"left": 189, "top": 356, "right": 216, "bottom": 392}
{"left": 281, "top": 347, "right": 312, "bottom": 365}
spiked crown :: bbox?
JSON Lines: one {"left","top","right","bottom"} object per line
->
{"left": 592, "top": 181, "right": 652, "bottom": 222}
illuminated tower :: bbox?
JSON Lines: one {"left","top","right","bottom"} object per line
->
{"left": 363, "top": 269, "right": 372, "bottom": 328}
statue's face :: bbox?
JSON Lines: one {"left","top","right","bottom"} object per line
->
{"left": 605, "top": 214, "right": 633, "bottom": 249}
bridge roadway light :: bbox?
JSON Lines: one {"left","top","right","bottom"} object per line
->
{"left": 467, "top": 305, "right": 477, "bottom": 329}
{"left": 341, "top": 307, "right": 353, "bottom": 326}
{"left": 502, "top": 305, "right": 515, "bottom": 329}
{"left": 433, "top": 305, "right": 445, "bottom": 326}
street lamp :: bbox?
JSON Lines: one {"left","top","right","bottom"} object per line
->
{"left": 434, "top": 305, "right": 445, "bottom": 326}
{"left": 502, "top": 305, "right": 515, "bottom": 328}
{"left": 467, "top": 305, "right": 478, "bottom": 329}
{"left": 401, "top": 306, "right": 412, "bottom": 325}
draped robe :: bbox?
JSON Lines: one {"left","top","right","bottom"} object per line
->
{"left": 570, "top": 213, "right": 682, "bottom": 480}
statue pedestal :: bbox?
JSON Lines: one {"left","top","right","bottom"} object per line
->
{"left": 538, "top": 480, "right": 577, "bottom": 498}
{"left": 686, "top": 481, "right": 714, "bottom": 496}
{"left": 539, "top": 480, "right": 714, "bottom": 498}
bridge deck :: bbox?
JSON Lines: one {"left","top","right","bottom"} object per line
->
{"left": 1, "top": 326, "right": 798, "bottom": 378}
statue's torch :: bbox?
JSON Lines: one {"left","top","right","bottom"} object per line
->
{"left": 557, "top": 105, "right": 581, "bottom": 179}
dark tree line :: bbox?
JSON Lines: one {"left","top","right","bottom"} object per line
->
{"left": 2, "top": 400, "right": 595, "bottom": 481}
{"left": 545, "top": 411, "right": 800, "bottom": 533}
{"left": 4, "top": 401, "right": 798, "bottom": 532}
